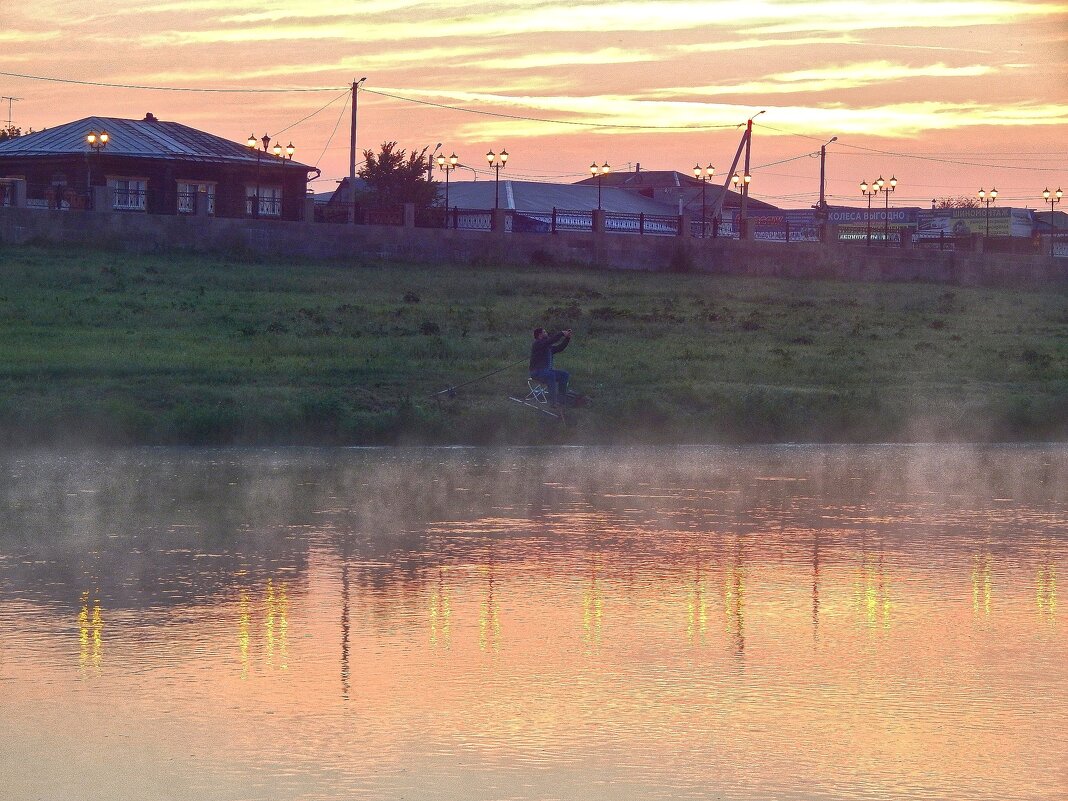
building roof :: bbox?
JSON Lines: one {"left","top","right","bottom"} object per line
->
{"left": 575, "top": 169, "right": 701, "bottom": 190}
{"left": 574, "top": 168, "right": 777, "bottom": 211}
{"left": 0, "top": 113, "right": 315, "bottom": 172}
{"left": 442, "top": 180, "right": 682, "bottom": 215}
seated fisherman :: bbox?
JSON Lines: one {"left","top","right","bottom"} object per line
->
{"left": 529, "top": 327, "right": 573, "bottom": 406}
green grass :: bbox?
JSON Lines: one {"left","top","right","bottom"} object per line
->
{"left": 1, "top": 242, "right": 1066, "bottom": 445}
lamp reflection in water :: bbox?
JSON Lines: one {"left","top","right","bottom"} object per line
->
{"left": 857, "top": 550, "right": 892, "bottom": 628}
{"left": 234, "top": 577, "right": 289, "bottom": 677}
{"left": 239, "top": 590, "right": 251, "bottom": 679}
{"left": 78, "top": 590, "right": 104, "bottom": 674}
{"left": 686, "top": 561, "right": 708, "bottom": 644}
{"left": 584, "top": 562, "right": 604, "bottom": 649}
{"left": 429, "top": 567, "right": 452, "bottom": 649}
{"left": 1036, "top": 549, "right": 1057, "bottom": 621}
{"left": 264, "top": 578, "right": 289, "bottom": 671}
{"left": 972, "top": 551, "right": 993, "bottom": 617}
{"left": 479, "top": 563, "right": 501, "bottom": 652}
{"left": 724, "top": 539, "right": 746, "bottom": 660}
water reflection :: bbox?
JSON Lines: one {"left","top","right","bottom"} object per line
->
{"left": 0, "top": 445, "right": 1066, "bottom": 801}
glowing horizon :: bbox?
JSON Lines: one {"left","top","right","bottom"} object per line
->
{"left": 2, "top": 0, "right": 1066, "bottom": 207}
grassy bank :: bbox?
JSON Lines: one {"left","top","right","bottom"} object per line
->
{"left": 1, "top": 243, "right": 1066, "bottom": 445}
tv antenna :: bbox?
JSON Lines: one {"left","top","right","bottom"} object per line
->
{"left": 1, "top": 96, "right": 22, "bottom": 128}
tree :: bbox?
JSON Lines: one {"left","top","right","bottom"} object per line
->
{"left": 934, "top": 196, "right": 980, "bottom": 209}
{"left": 358, "top": 141, "right": 437, "bottom": 209}
{"left": 0, "top": 125, "right": 23, "bottom": 142}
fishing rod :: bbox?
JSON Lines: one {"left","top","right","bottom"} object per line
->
{"left": 429, "top": 357, "right": 528, "bottom": 399}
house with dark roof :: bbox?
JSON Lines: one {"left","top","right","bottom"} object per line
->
{"left": 0, "top": 113, "right": 318, "bottom": 221}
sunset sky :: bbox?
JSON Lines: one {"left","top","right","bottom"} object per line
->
{"left": 2, "top": 0, "right": 1066, "bottom": 208}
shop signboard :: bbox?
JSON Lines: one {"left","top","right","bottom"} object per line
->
{"left": 916, "top": 207, "right": 1034, "bottom": 238}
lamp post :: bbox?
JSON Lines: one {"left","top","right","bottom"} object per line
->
{"left": 437, "top": 152, "right": 458, "bottom": 216}
{"left": 977, "top": 187, "right": 997, "bottom": 238}
{"left": 486, "top": 149, "right": 508, "bottom": 209}
{"left": 1043, "top": 187, "right": 1063, "bottom": 258}
{"left": 246, "top": 132, "right": 271, "bottom": 217}
{"left": 271, "top": 140, "right": 295, "bottom": 218}
{"left": 875, "top": 175, "right": 896, "bottom": 246}
{"left": 86, "top": 129, "right": 109, "bottom": 206}
{"left": 732, "top": 172, "right": 751, "bottom": 237}
{"left": 694, "top": 163, "right": 714, "bottom": 238}
{"left": 860, "top": 179, "right": 878, "bottom": 245}
{"left": 590, "top": 161, "right": 610, "bottom": 210}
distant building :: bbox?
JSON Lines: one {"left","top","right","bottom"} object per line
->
{"left": 574, "top": 166, "right": 778, "bottom": 216}
{"left": 0, "top": 113, "right": 318, "bottom": 221}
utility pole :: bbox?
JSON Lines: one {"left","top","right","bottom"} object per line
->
{"left": 817, "top": 136, "right": 837, "bottom": 242}
{"left": 739, "top": 110, "right": 764, "bottom": 239}
{"left": 349, "top": 77, "right": 366, "bottom": 224}
{"left": 1, "top": 96, "right": 22, "bottom": 129}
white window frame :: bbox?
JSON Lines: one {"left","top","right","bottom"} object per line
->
{"left": 246, "top": 184, "right": 282, "bottom": 217}
{"left": 177, "top": 181, "right": 216, "bottom": 215}
{"left": 107, "top": 176, "right": 148, "bottom": 212}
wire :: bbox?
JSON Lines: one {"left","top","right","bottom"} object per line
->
{"left": 316, "top": 92, "right": 350, "bottom": 169}
{"left": 274, "top": 90, "right": 350, "bottom": 136}
{"left": 0, "top": 69, "right": 344, "bottom": 93}
{"left": 363, "top": 87, "right": 739, "bottom": 131}
{"left": 754, "top": 121, "right": 1065, "bottom": 173}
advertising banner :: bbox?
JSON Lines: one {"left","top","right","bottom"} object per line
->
{"left": 916, "top": 207, "right": 1034, "bottom": 238}
{"left": 724, "top": 209, "right": 820, "bottom": 242}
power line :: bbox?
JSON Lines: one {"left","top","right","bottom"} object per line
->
{"left": 363, "top": 87, "right": 740, "bottom": 131}
{"left": 315, "top": 92, "right": 351, "bottom": 169}
{"left": 755, "top": 121, "right": 1065, "bottom": 173}
{"left": 0, "top": 69, "right": 343, "bottom": 93}
{"left": 274, "top": 90, "right": 350, "bottom": 137}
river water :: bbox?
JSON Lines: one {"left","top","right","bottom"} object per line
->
{"left": 1, "top": 445, "right": 1065, "bottom": 801}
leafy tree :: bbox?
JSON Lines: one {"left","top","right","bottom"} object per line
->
{"left": 934, "top": 196, "right": 980, "bottom": 209}
{"left": 0, "top": 125, "right": 24, "bottom": 142}
{"left": 358, "top": 141, "right": 437, "bottom": 209}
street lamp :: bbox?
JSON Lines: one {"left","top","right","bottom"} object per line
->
{"left": 977, "top": 187, "right": 998, "bottom": 238}
{"left": 1043, "top": 187, "right": 1063, "bottom": 258}
{"left": 590, "top": 161, "right": 610, "bottom": 210}
{"left": 85, "top": 129, "right": 109, "bottom": 205}
{"left": 860, "top": 179, "right": 878, "bottom": 245}
{"left": 246, "top": 132, "right": 271, "bottom": 217}
{"left": 875, "top": 175, "right": 896, "bottom": 246}
{"left": 694, "top": 163, "right": 715, "bottom": 238}
{"left": 271, "top": 141, "right": 295, "bottom": 218}
{"left": 437, "top": 152, "right": 458, "bottom": 216}
{"left": 486, "top": 149, "right": 508, "bottom": 209}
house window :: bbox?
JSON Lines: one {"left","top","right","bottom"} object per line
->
{"left": 108, "top": 177, "right": 147, "bottom": 211}
{"left": 246, "top": 185, "right": 282, "bottom": 217}
{"left": 177, "top": 181, "right": 216, "bottom": 215}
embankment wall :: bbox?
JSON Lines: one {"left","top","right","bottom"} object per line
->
{"left": 1, "top": 207, "right": 1064, "bottom": 286}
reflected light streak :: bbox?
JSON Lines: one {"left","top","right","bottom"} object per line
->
{"left": 724, "top": 541, "right": 746, "bottom": 660}
{"left": 238, "top": 590, "right": 250, "bottom": 679}
{"left": 429, "top": 567, "right": 452, "bottom": 649}
{"left": 857, "top": 551, "right": 893, "bottom": 629}
{"left": 479, "top": 564, "right": 501, "bottom": 653}
{"left": 1036, "top": 554, "right": 1057, "bottom": 621}
{"left": 78, "top": 590, "right": 104, "bottom": 674}
{"left": 972, "top": 551, "right": 993, "bottom": 616}
{"left": 686, "top": 563, "right": 708, "bottom": 644}
{"left": 583, "top": 562, "right": 603, "bottom": 649}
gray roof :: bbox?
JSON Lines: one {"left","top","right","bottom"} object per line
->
{"left": 575, "top": 169, "right": 775, "bottom": 212}
{"left": 442, "top": 180, "right": 680, "bottom": 214}
{"left": 0, "top": 114, "right": 314, "bottom": 171}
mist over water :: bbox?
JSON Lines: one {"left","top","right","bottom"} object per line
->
{"left": 1, "top": 445, "right": 1066, "bottom": 801}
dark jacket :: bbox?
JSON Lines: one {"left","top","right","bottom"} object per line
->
{"left": 529, "top": 332, "right": 569, "bottom": 372}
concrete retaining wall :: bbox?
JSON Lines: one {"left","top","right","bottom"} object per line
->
{"left": 1, "top": 206, "right": 1064, "bottom": 286}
